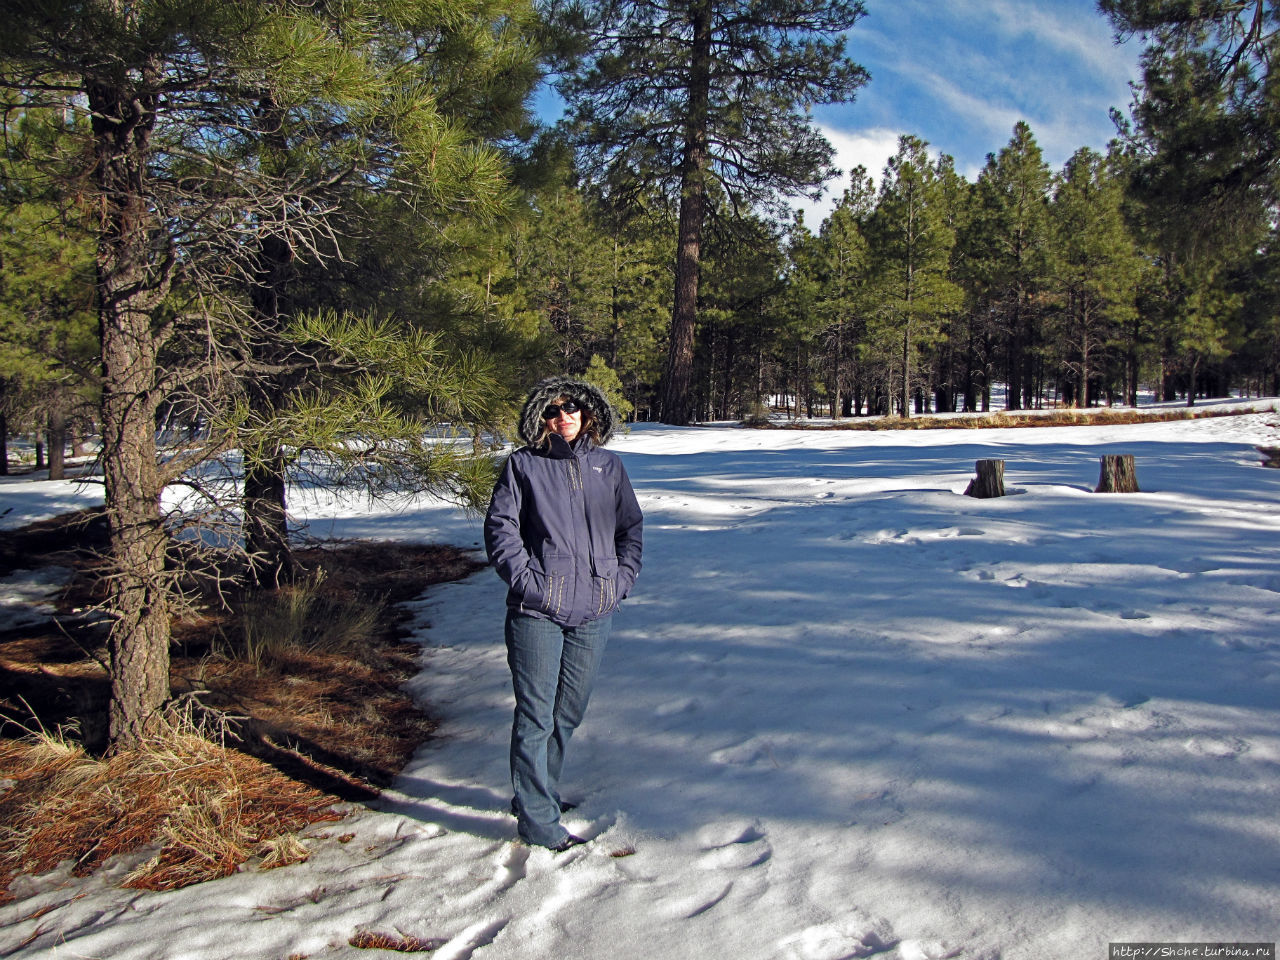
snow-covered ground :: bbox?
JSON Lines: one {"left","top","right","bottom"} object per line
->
{"left": 3, "top": 401, "right": 1280, "bottom": 960}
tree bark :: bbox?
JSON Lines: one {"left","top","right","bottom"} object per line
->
{"left": 244, "top": 452, "right": 298, "bottom": 588}
{"left": 964, "top": 459, "right": 1005, "bottom": 499}
{"left": 1006, "top": 302, "right": 1023, "bottom": 411}
{"left": 660, "top": 0, "right": 711, "bottom": 426}
{"left": 90, "top": 67, "right": 173, "bottom": 750}
{"left": 1096, "top": 454, "right": 1139, "bottom": 493}
{"left": 241, "top": 95, "right": 301, "bottom": 588}
{"left": 47, "top": 404, "right": 67, "bottom": 481}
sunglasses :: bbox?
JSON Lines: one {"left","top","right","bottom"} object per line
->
{"left": 542, "top": 400, "right": 583, "bottom": 419}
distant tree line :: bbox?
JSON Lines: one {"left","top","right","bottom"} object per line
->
{"left": 448, "top": 1, "right": 1280, "bottom": 425}
{"left": 1, "top": 0, "right": 1277, "bottom": 750}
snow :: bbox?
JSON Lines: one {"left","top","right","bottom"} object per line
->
{"left": 3, "top": 400, "right": 1280, "bottom": 959}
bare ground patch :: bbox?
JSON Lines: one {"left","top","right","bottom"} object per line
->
{"left": 0, "top": 513, "right": 486, "bottom": 902}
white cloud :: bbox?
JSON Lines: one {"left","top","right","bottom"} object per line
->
{"left": 791, "top": 126, "right": 903, "bottom": 228}
{"left": 916, "top": 65, "right": 1024, "bottom": 144}
{"left": 983, "top": 0, "right": 1141, "bottom": 88}
{"left": 790, "top": 0, "right": 1143, "bottom": 219}
{"left": 845, "top": 0, "right": 1141, "bottom": 173}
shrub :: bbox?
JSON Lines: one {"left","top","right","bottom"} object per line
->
{"left": 740, "top": 399, "right": 772, "bottom": 428}
{"left": 225, "top": 570, "right": 382, "bottom": 670}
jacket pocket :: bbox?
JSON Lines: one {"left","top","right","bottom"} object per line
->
{"left": 590, "top": 555, "right": 620, "bottom": 617}
{"left": 521, "top": 554, "right": 570, "bottom": 617}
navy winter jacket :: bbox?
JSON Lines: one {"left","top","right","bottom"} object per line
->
{"left": 484, "top": 379, "right": 643, "bottom": 627}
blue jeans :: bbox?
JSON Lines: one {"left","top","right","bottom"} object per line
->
{"left": 506, "top": 611, "right": 612, "bottom": 848}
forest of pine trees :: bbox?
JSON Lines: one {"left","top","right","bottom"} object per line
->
{"left": 2, "top": 0, "right": 1279, "bottom": 748}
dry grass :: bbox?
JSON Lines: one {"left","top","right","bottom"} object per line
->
{"left": 349, "top": 931, "right": 448, "bottom": 952}
{"left": 0, "top": 714, "right": 344, "bottom": 897}
{"left": 0, "top": 530, "right": 487, "bottom": 904}
{"left": 763, "top": 405, "right": 1271, "bottom": 431}
{"left": 226, "top": 569, "right": 383, "bottom": 670}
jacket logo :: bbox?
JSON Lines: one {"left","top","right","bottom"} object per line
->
{"left": 593, "top": 466, "right": 603, "bottom": 473}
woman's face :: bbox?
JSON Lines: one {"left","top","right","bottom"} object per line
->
{"left": 544, "top": 396, "right": 584, "bottom": 443}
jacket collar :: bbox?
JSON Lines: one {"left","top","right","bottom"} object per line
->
{"left": 542, "top": 433, "right": 591, "bottom": 460}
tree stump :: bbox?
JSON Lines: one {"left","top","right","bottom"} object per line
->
{"left": 1096, "top": 454, "right": 1139, "bottom": 493}
{"left": 964, "top": 459, "right": 1005, "bottom": 498}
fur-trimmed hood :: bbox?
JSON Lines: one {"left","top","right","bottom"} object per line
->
{"left": 518, "top": 377, "right": 617, "bottom": 448}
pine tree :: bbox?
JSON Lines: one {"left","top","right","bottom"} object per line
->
{"left": 0, "top": 108, "right": 97, "bottom": 477}
{"left": 514, "top": 186, "right": 615, "bottom": 372}
{"left": 552, "top": 0, "right": 868, "bottom": 424}
{"left": 584, "top": 353, "right": 634, "bottom": 421}
{"left": 600, "top": 201, "right": 673, "bottom": 418}
{"left": 866, "top": 137, "right": 961, "bottom": 417}
{"left": 700, "top": 211, "right": 788, "bottom": 419}
{"left": 929, "top": 157, "right": 972, "bottom": 414}
{"left": 1239, "top": 226, "right": 1280, "bottom": 396}
{"left": 221, "top": 1, "right": 541, "bottom": 587}
{"left": 1102, "top": 0, "right": 1279, "bottom": 246}
{"left": 0, "top": 0, "right": 538, "bottom": 748}
{"left": 1048, "top": 148, "right": 1142, "bottom": 407}
{"left": 815, "top": 167, "right": 876, "bottom": 417}
{"left": 964, "top": 123, "right": 1054, "bottom": 410}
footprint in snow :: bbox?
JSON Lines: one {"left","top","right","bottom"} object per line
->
{"left": 494, "top": 843, "right": 528, "bottom": 891}
{"left": 437, "top": 916, "right": 512, "bottom": 960}
{"left": 1224, "top": 575, "right": 1280, "bottom": 595}
{"left": 675, "top": 881, "right": 735, "bottom": 919}
{"left": 710, "top": 737, "right": 786, "bottom": 770}
{"left": 450, "top": 842, "right": 528, "bottom": 910}
{"left": 898, "top": 941, "right": 977, "bottom": 960}
{"left": 681, "top": 650, "right": 727, "bottom": 665}
{"left": 649, "top": 873, "right": 747, "bottom": 922}
{"left": 1097, "top": 707, "right": 1179, "bottom": 734}
{"left": 695, "top": 820, "right": 766, "bottom": 849}
{"left": 777, "top": 910, "right": 897, "bottom": 960}
{"left": 655, "top": 697, "right": 697, "bottom": 717}
{"left": 865, "top": 528, "right": 910, "bottom": 544}
{"left": 1184, "top": 735, "right": 1250, "bottom": 759}
{"left": 695, "top": 821, "right": 772, "bottom": 871}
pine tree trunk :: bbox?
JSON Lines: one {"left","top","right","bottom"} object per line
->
{"left": 900, "top": 322, "right": 911, "bottom": 418}
{"left": 964, "top": 459, "right": 1005, "bottom": 499}
{"left": 1096, "top": 455, "right": 1139, "bottom": 493}
{"left": 1006, "top": 302, "right": 1023, "bottom": 411}
{"left": 962, "top": 324, "right": 977, "bottom": 413}
{"left": 47, "top": 404, "right": 67, "bottom": 481}
{"left": 1080, "top": 317, "right": 1091, "bottom": 408}
{"left": 90, "top": 66, "right": 172, "bottom": 750}
{"left": 241, "top": 94, "right": 299, "bottom": 588}
{"left": 661, "top": 0, "right": 711, "bottom": 426}
{"left": 244, "top": 450, "right": 297, "bottom": 588}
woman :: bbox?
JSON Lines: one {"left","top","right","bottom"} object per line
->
{"left": 484, "top": 377, "right": 643, "bottom": 851}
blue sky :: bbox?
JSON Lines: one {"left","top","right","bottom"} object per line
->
{"left": 799, "top": 0, "right": 1146, "bottom": 222}
{"left": 535, "top": 0, "right": 1146, "bottom": 226}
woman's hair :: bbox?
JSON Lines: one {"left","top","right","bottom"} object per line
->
{"left": 534, "top": 395, "right": 602, "bottom": 448}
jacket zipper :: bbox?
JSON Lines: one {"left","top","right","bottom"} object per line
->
{"left": 568, "top": 454, "right": 591, "bottom": 619}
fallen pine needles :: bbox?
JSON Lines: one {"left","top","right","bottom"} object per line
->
{"left": 0, "top": 710, "right": 343, "bottom": 898}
